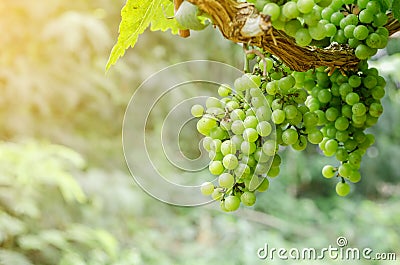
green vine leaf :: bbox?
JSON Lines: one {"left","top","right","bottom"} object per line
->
{"left": 393, "top": 0, "right": 400, "bottom": 21}
{"left": 106, "top": 0, "right": 180, "bottom": 71}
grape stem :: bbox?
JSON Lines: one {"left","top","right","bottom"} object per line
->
{"left": 186, "top": 0, "right": 400, "bottom": 72}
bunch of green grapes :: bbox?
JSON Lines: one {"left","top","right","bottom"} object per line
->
{"left": 257, "top": 0, "right": 389, "bottom": 59}
{"left": 192, "top": 52, "right": 386, "bottom": 210}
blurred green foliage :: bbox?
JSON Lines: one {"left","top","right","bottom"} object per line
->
{"left": 0, "top": 0, "right": 399, "bottom": 264}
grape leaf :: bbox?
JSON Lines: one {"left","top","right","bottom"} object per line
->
{"left": 393, "top": 0, "right": 400, "bottom": 21}
{"left": 150, "top": 0, "right": 180, "bottom": 33}
{"left": 377, "top": 0, "right": 392, "bottom": 10}
{"left": 106, "top": 0, "right": 179, "bottom": 70}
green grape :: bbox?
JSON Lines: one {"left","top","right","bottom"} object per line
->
{"left": 335, "top": 147, "right": 349, "bottom": 161}
{"left": 267, "top": 166, "right": 280, "bottom": 177}
{"left": 256, "top": 106, "right": 272, "bottom": 121}
{"left": 363, "top": 75, "right": 377, "bottom": 89}
{"left": 231, "top": 135, "right": 244, "bottom": 149}
{"left": 321, "top": 7, "right": 334, "bottom": 20}
{"left": 353, "top": 25, "right": 369, "bottom": 40}
{"left": 348, "top": 151, "right": 362, "bottom": 167}
{"left": 341, "top": 104, "right": 353, "bottom": 118}
{"left": 257, "top": 178, "right": 270, "bottom": 192}
{"left": 271, "top": 109, "right": 286, "bottom": 124}
{"left": 338, "top": 162, "right": 353, "bottom": 177}
{"left": 352, "top": 102, "right": 367, "bottom": 116}
{"left": 297, "top": 0, "right": 315, "bottom": 14}
{"left": 355, "top": 44, "right": 374, "bottom": 59}
{"left": 345, "top": 92, "right": 360, "bottom": 105}
{"left": 210, "top": 127, "right": 228, "bottom": 140}
{"left": 202, "top": 136, "right": 213, "bottom": 151}
{"left": 348, "top": 170, "right": 361, "bottom": 183}
{"left": 206, "top": 97, "right": 222, "bottom": 108}
{"left": 209, "top": 151, "right": 223, "bottom": 161}
{"left": 262, "top": 3, "right": 281, "bottom": 21}
{"left": 224, "top": 195, "right": 241, "bottom": 211}
{"left": 303, "top": 111, "right": 319, "bottom": 127}
{"left": 241, "top": 141, "right": 256, "bottom": 155}
{"left": 344, "top": 25, "right": 356, "bottom": 38}
{"left": 262, "top": 139, "right": 278, "bottom": 156}
{"left": 308, "top": 129, "right": 323, "bottom": 144}
{"left": 296, "top": 28, "right": 312, "bottom": 46}
{"left": 284, "top": 105, "right": 298, "bottom": 120}
{"left": 218, "top": 84, "right": 232, "bottom": 97}
{"left": 371, "top": 85, "right": 385, "bottom": 99}
{"left": 325, "top": 139, "right": 339, "bottom": 155}
{"left": 254, "top": 148, "right": 271, "bottom": 163}
{"left": 209, "top": 161, "right": 224, "bottom": 175}
{"left": 231, "top": 120, "right": 245, "bottom": 135}
{"left": 222, "top": 154, "right": 239, "bottom": 170}
{"left": 282, "top": 128, "right": 299, "bottom": 145}
{"left": 200, "top": 182, "right": 214, "bottom": 196}
{"left": 197, "top": 116, "right": 217, "bottom": 135}
{"left": 330, "top": 11, "right": 344, "bottom": 26}
{"left": 266, "top": 81, "right": 278, "bottom": 95}
{"left": 318, "top": 89, "right": 332, "bottom": 103}
{"left": 243, "top": 128, "right": 259, "bottom": 142}
{"left": 256, "top": 121, "right": 273, "bottom": 137}
{"left": 348, "top": 75, "right": 362, "bottom": 88}
{"left": 335, "top": 116, "right": 350, "bottom": 131}
{"left": 241, "top": 191, "right": 256, "bottom": 206}
{"left": 226, "top": 100, "right": 240, "bottom": 111}
{"left": 191, "top": 104, "right": 204, "bottom": 117}
{"left": 244, "top": 115, "right": 258, "bottom": 128}
{"left": 322, "top": 165, "right": 336, "bottom": 178}
{"left": 336, "top": 181, "right": 351, "bottom": 196}
{"left": 231, "top": 109, "right": 246, "bottom": 121}
{"left": 221, "top": 140, "right": 236, "bottom": 155}
{"left": 271, "top": 154, "right": 282, "bottom": 167}
{"left": 282, "top": 2, "right": 300, "bottom": 20}
{"left": 373, "top": 13, "right": 388, "bottom": 27}
{"left": 369, "top": 102, "right": 383, "bottom": 117}
{"left": 218, "top": 172, "right": 235, "bottom": 188}
{"left": 254, "top": 163, "right": 269, "bottom": 175}
{"left": 292, "top": 135, "right": 307, "bottom": 151}
{"left": 211, "top": 189, "right": 223, "bottom": 200}
{"left": 325, "top": 107, "right": 339, "bottom": 121}
{"left": 336, "top": 130, "right": 349, "bottom": 142}
{"left": 358, "top": 9, "right": 374, "bottom": 24}
{"left": 278, "top": 75, "right": 296, "bottom": 92}
{"left": 325, "top": 23, "right": 337, "bottom": 37}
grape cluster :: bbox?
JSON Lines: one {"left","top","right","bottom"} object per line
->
{"left": 256, "top": 0, "right": 389, "bottom": 59}
{"left": 192, "top": 52, "right": 386, "bottom": 210}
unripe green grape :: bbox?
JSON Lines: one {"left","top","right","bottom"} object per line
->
{"left": 197, "top": 117, "right": 217, "bottom": 135}
{"left": 241, "top": 141, "right": 256, "bottom": 155}
{"left": 325, "top": 139, "right": 339, "bottom": 155}
{"left": 221, "top": 140, "right": 236, "bottom": 155}
{"left": 355, "top": 44, "right": 373, "bottom": 59}
{"left": 371, "top": 85, "right": 385, "bottom": 100}
{"left": 210, "top": 139, "right": 222, "bottom": 151}
{"left": 335, "top": 116, "right": 350, "bottom": 131}
{"left": 241, "top": 191, "right": 256, "bottom": 206}
{"left": 218, "top": 84, "right": 232, "bottom": 97}
{"left": 345, "top": 92, "right": 360, "bottom": 106}
{"left": 282, "top": 2, "right": 300, "bottom": 20}
{"left": 271, "top": 154, "right": 282, "bottom": 168}
{"left": 321, "top": 7, "right": 334, "bottom": 20}
{"left": 369, "top": 102, "right": 383, "bottom": 117}
{"left": 200, "top": 182, "right": 214, "bottom": 196}
{"left": 262, "top": 139, "right": 278, "bottom": 156}
{"left": 231, "top": 120, "right": 245, "bottom": 135}
{"left": 319, "top": 137, "right": 329, "bottom": 151}
{"left": 211, "top": 189, "right": 223, "bottom": 200}
{"left": 243, "top": 128, "right": 259, "bottom": 142}
{"left": 357, "top": 0, "right": 368, "bottom": 9}
{"left": 352, "top": 102, "right": 367, "bottom": 116}
{"left": 322, "top": 165, "right": 336, "bottom": 178}
{"left": 210, "top": 127, "right": 228, "bottom": 140}
{"left": 366, "top": 1, "right": 380, "bottom": 12}
{"left": 295, "top": 28, "right": 312, "bottom": 46}
{"left": 206, "top": 97, "right": 222, "bottom": 108}
{"left": 209, "top": 161, "right": 224, "bottom": 175}
{"left": 266, "top": 81, "right": 278, "bottom": 95}
{"left": 278, "top": 75, "right": 296, "bottom": 92}
{"left": 353, "top": 25, "right": 369, "bottom": 40}
{"left": 285, "top": 19, "right": 303, "bottom": 38}
{"left": 358, "top": 9, "right": 374, "bottom": 24}
{"left": 348, "top": 170, "right": 361, "bottom": 183}
{"left": 254, "top": 148, "right": 271, "bottom": 163}
{"left": 284, "top": 105, "right": 298, "bottom": 120}
{"left": 297, "top": 0, "right": 314, "bottom": 13}
{"left": 191, "top": 104, "right": 204, "bottom": 117}
{"left": 318, "top": 89, "right": 332, "bottom": 103}
{"left": 292, "top": 135, "right": 307, "bottom": 151}
{"left": 293, "top": 89, "right": 308, "bottom": 104}
{"left": 336, "top": 181, "right": 351, "bottom": 196}
{"left": 363, "top": 75, "right": 377, "bottom": 89}
{"left": 224, "top": 195, "right": 241, "bottom": 211}
{"left": 330, "top": 11, "right": 344, "bottom": 26}
{"left": 223, "top": 154, "right": 239, "bottom": 170}
{"left": 220, "top": 119, "right": 232, "bottom": 131}
{"left": 256, "top": 121, "right": 272, "bottom": 137}
{"left": 308, "top": 129, "right": 324, "bottom": 144}
{"left": 226, "top": 100, "right": 240, "bottom": 111}
{"left": 209, "top": 151, "right": 223, "bottom": 161}
{"left": 262, "top": 3, "right": 281, "bottom": 21}
{"left": 256, "top": 106, "right": 272, "bottom": 121}
{"left": 331, "top": 29, "right": 347, "bottom": 44}
{"left": 244, "top": 115, "right": 258, "bottom": 128}
{"left": 348, "top": 75, "right": 362, "bottom": 88}
{"left": 336, "top": 130, "right": 349, "bottom": 142}
{"left": 257, "top": 178, "right": 270, "bottom": 192}
{"left": 338, "top": 162, "right": 353, "bottom": 177}
{"left": 303, "top": 111, "right": 319, "bottom": 127}
{"left": 271, "top": 109, "right": 286, "bottom": 124}
{"left": 218, "top": 172, "right": 235, "bottom": 188}
{"left": 348, "top": 151, "right": 362, "bottom": 167}
{"left": 366, "top": 33, "right": 382, "bottom": 49}
{"left": 254, "top": 163, "right": 269, "bottom": 175}
{"left": 267, "top": 166, "right": 280, "bottom": 177}
{"left": 282, "top": 128, "right": 299, "bottom": 145}
{"left": 325, "top": 23, "right": 337, "bottom": 37}
{"left": 241, "top": 154, "right": 256, "bottom": 168}
{"left": 231, "top": 109, "right": 246, "bottom": 121}
{"left": 325, "top": 107, "right": 339, "bottom": 122}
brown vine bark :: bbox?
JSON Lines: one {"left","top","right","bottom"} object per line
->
{"left": 187, "top": 0, "right": 400, "bottom": 72}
